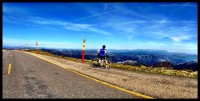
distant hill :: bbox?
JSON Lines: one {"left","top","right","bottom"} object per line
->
{"left": 174, "top": 61, "right": 198, "bottom": 71}
{"left": 3, "top": 45, "right": 42, "bottom": 50}
{"left": 38, "top": 48, "right": 197, "bottom": 70}
{"left": 3, "top": 46, "right": 197, "bottom": 71}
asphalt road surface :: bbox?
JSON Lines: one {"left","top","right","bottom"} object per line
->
{"left": 3, "top": 50, "right": 143, "bottom": 99}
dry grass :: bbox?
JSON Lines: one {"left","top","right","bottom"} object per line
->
{"left": 26, "top": 50, "right": 197, "bottom": 78}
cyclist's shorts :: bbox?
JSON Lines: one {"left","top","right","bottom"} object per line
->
{"left": 100, "top": 56, "right": 106, "bottom": 60}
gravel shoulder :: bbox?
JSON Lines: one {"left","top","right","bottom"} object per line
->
{"left": 26, "top": 52, "right": 198, "bottom": 99}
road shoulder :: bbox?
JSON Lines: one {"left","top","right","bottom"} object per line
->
{"left": 25, "top": 51, "right": 198, "bottom": 99}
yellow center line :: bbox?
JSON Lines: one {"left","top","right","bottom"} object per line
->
{"left": 26, "top": 52, "right": 155, "bottom": 99}
{"left": 8, "top": 64, "right": 12, "bottom": 75}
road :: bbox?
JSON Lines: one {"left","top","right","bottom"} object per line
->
{"left": 2, "top": 50, "right": 143, "bottom": 99}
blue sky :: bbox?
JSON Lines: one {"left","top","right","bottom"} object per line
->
{"left": 3, "top": 2, "right": 198, "bottom": 54}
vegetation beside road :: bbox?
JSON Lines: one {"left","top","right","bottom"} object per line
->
{"left": 25, "top": 49, "right": 197, "bottom": 78}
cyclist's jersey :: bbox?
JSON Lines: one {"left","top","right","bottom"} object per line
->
{"left": 100, "top": 48, "right": 106, "bottom": 57}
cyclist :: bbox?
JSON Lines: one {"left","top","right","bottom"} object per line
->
{"left": 97, "top": 45, "right": 108, "bottom": 68}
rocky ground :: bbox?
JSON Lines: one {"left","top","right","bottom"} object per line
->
{"left": 26, "top": 52, "right": 198, "bottom": 99}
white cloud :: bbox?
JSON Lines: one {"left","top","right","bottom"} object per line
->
{"left": 157, "top": 3, "right": 197, "bottom": 7}
{"left": 170, "top": 35, "right": 191, "bottom": 42}
{"left": 64, "top": 23, "right": 91, "bottom": 31}
{"left": 120, "top": 20, "right": 146, "bottom": 25}
{"left": 38, "top": 41, "right": 80, "bottom": 49}
{"left": 69, "top": 10, "right": 118, "bottom": 22}
{"left": 28, "top": 16, "right": 112, "bottom": 36}
{"left": 111, "top": 3, "right": 168, "bottom": 20}
{"left": 169, "top": 42, "right": 197, "bottom": 54}
{"left": 125, "top": 41, "right": 197, "bottom": 54}
{"left": 3, "top": 38, "right": 36, "bottom": 46}
{"left": 3, "top": 3, "right": 197, "bottom": 54}
{"left": 28, "top": 17, "right": 66, "bottom": 25}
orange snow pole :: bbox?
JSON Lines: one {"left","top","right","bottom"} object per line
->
{"left": 82, "top": 37, "right": 86, "bottom": 62}
{"left": 82, "top": 50, "right": 85, "bottom": 62}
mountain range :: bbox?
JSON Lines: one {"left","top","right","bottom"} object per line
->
{"left": 3, "top": 46, "right": 198, "bottom": 71}
{"left": 39, "top": 48, "right": 197, "bottom": 71}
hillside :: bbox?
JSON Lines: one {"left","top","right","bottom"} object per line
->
{"left": 25, "top": 49, "right": 197, "bottom": 78}
{"left": 38, "top": 48, "right": 198, "bottom": 71}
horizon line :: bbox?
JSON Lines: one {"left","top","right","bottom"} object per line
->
{"left": 3, "top": 45, "right": 197, "bottom": 55}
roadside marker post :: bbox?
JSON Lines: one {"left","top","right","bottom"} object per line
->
{"left": 36, "top": 41, "right": 38, "bottom": 54}
{"left": 8, "top": 64, "right": 12, "bottom": 75}
{"left": 26, "top": 43, "right": 28, "bottom": 51}
{"left": 82, "top": 37, "right": 86, "bottom": 62}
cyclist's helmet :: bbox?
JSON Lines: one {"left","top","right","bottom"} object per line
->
{"left": 102, "top": 45, "right": 106, "bottom": 48}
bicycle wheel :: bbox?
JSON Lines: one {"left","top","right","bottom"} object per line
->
{"left": 90, "top": 59, "right": 96, "bottom": 68}
{"left": 106, "top": 61, "right": 111, "bottom": 69}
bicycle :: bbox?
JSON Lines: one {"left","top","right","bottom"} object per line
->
{"left": 90, "top": 58, "right": 111, "bottom": 69}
